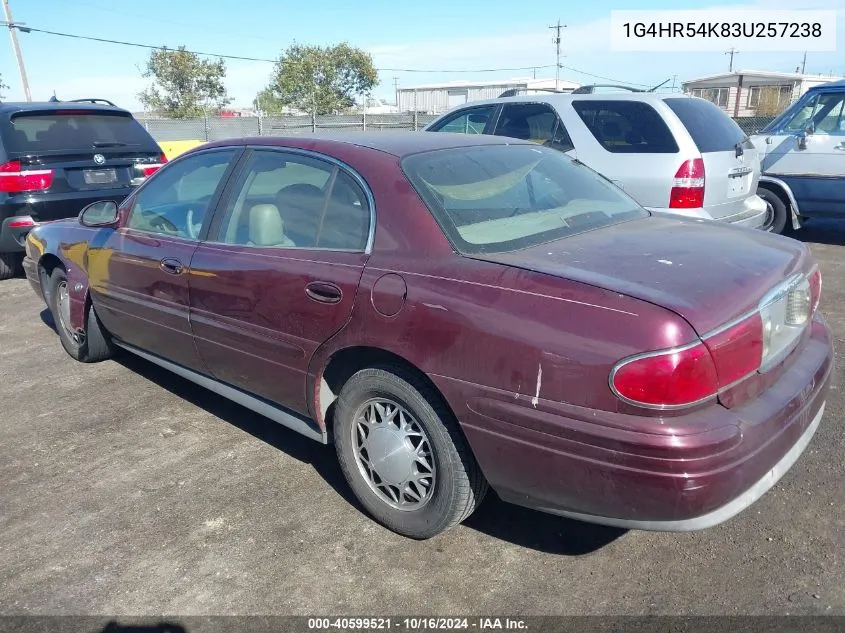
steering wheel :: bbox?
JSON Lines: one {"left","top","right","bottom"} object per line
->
{"left": 149, "top": 214, "right": 179, "bottom": 233}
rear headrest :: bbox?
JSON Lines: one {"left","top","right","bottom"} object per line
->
{"left": 248, "top": 203, "right": 285, "bottom": 246}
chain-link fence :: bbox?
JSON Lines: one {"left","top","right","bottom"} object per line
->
{"left": 140, "top": 113, "right": 778, "bottom": 144}
{"left": 141, "top": 113, "right": 441, "bottom": 143}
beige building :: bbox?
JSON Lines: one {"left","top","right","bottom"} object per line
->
{"left": 681, "top": 70, "right": 843, "bottom": 117}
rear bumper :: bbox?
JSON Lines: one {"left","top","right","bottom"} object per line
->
{"left": 435, "top": 315, "right": 832, "bottom": 530}
{"left": 646, "top": 194, "right": 768, "bottom": 230}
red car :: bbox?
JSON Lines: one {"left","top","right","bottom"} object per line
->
{"left": 22, "top": 133, "right": 832, "bottom": 539}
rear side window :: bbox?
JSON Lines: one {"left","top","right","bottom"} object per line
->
{"left": 3, "top": 111, "right": 156, "bottom": 154}
{"left": 572, "top": 100, "right": 679, "bottom": 154}
{"left": 429, "top": 105, "right": 496, "bottom": 134}
{"left": 494, "top": 103, "right": 574, "bottom": 152}
{"left": 663, "top": 98, "right": 747, "bottom": 152}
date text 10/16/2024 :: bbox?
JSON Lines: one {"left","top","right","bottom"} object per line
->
{"left": 307, "top": 617, "right": 529, "bottom": 630}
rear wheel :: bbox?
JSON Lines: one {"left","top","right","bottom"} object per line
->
{"left": 0, "top": 252, "right": 22, "bottom": 280}
{"left": 758, "top": 187, "right": 789, "bottom": 234}
{"left": 48, "top": 267, "right": 113, "bottom": 363}
{"left": 334, "top": 366, "right": 488, "bottom": 539}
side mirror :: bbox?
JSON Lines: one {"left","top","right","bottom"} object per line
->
{"left": 79, "top": 200, "right": 119, "bottom": 227}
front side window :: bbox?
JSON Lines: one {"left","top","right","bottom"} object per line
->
{"left": 572, "top": 100, "right": 679, "bottom": 154}
{"left": 812, "top": 93, "right": 845, "bottom": 135}
{"left": 429, "top": 105, "right": 496, "bottom": 134}
{"left": 126, "top": 150, "right": 236, "bottom": 239}
{"left": 216, "top": 151, "right": 370, "bottom": 250}
{"left": 402, "top": 144, "right": 646, "bottom": 254}
{"left": 494, "top": 103, "right": 574, "bottom": 152}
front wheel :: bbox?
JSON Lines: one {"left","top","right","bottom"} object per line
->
{"left": 48, "top": 267, "right": 114, "bottom": 363}
{"left": 334, "top": 366, "right": 488, "bottom": 539}
{"left": 758, "top": 188, "right": 789, "bottom": 234}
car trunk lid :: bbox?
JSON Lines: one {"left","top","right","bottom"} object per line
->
{"left": 471, "top": 214, "right": 810, "bottom": 336}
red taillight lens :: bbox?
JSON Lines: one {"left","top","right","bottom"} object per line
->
{"left": 7, "top": 216, "right": 35, "bottom": 228}
{"left": 703, "top": 313, "right": 764, "bottom": 388}
{"left": 669, "top": 158, "right": 705, "bottom": 209}
{"left": 611, "top": 342, "right": 719, "bottom": 407}
{"left": 0, "top": 160, "right": 54, "bottom": 193}
{"left": 809, "top": 267, "right": 822, "bottom": 314}
{"left": 141, "top": 153, "right": 168, "bottom": 178}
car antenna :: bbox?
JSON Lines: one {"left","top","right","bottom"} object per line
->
{"left": 647, "top": 78, "right": 671, "bottom": 92}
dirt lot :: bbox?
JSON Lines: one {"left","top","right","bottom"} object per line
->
{"left": 0, "top": 222, "right": 843, "bottom": 617}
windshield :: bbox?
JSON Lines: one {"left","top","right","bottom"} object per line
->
{"left": 401, "top": 144, "right": 647, "bottom": 254}
{"left": 3, "top": 110, "right": 155, "bottom": 154}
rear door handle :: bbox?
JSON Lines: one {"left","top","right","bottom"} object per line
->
{"left": 159, "top": 258, "right": 184, "bottom": 275}
{"left": 834, "top": 142, "right": 845, "bottom": 151}
{"left": 305, "top": 281, "right": 343, "bottom": 304}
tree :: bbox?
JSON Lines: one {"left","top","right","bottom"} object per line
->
{"left": 0, "top": 73, "right": 7, "bottom": 101}
{"left": 265, "top": 43, "right": 378, "bottom": 115}
{"left": 755, "top": 86, "right": 791, "bottom": 117}
{"left": 139, "top": 46, "right": 231, "bottom": 118}
{"left": 253, "top": 86, "right": 286, "bottom": 115}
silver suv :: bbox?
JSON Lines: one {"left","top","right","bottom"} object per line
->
{"left": 425, "top": 92, "right": 767, "bottom": 228}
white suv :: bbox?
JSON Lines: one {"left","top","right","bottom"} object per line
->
{"left": 425, "top": 92, "right": 768, "bottom": 229}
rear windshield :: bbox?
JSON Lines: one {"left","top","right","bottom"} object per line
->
{"left": 663, "top": 97, "right": 747, "bottom": 153}
{"left": 401, "top": 144, "right": 647, "bottom": 255}
{"left": 3, "top": 110, "right": 155, "bottom": 154}
{"left": 571, "top": 100, "right": 679, "bottom": 153}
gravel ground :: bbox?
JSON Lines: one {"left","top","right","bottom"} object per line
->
{"left": 0, "top": 221, "right": 843, "bottom": 616}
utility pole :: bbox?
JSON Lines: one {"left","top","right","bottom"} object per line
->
{"left": 725, "top": 47, "right": 739, "bottom": 72}
{"left": 393, "top": 76, "right": 399, "bottom": 108}
{"left": 2, "top": 0, "right": 31, "bottom": 101}
{"left": 801, "top": 51, "right": 807, "bottom": 74}
{"left": 549, "top": 20, "right": 565, "bottom": 91}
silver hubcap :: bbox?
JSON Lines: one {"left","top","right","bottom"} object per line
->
{"left": 56, "top": 281, "right": 81, "bottom": 344}
{"left": 763, "top": 201, "right": 775, "bottom": 231}
{"left": 352, "top": 398, "right": 436, "bottom": 511}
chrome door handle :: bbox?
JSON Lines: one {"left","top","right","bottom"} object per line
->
{"left": 159, "top": 258, "right": 184, "bottom": 275}
{"left": 834, "top": 142, "right": 845, "bottom": 151}
{"left": 305, "top": 281, "right": 342, "bottom": 304}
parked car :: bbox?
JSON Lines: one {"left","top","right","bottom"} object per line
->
{"left": 751, "top": 79, "right": 845, "bottom": 234}
{"left": 23, "top": 133, "right": 831, "bottom": 539}
{"left": 0, "top": 99, "right": 166, "bottom": 280}
{"left": 424, "top": 92, "right": 769, "bottom": 230}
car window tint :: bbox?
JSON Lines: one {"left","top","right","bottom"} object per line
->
{"left": 4, "top": 111, "right": 156, "bottom": 153}
{"left": 217, "top": 151, "right": 369, "bottom": 250}
{"left": 402, "top": 144, "right": 647, "bottom": 254}
{"left": 495, "top": 103, "right": 573, "bottom": 152}
{"left": 127, "top": 150, "right": 236, "bottom": 239}
{"left": 663, "top": 97, "right": 747, "bottom": 152}
{"left": 572, "top": 100, "right": 679, "bottom": 153}
{"left": 430, "top": 105, "right": 496, "bottom": 134}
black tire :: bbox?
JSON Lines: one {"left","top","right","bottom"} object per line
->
{"left": 334, "top": 366, "right": 488, "bottom": 539}
{"left": 0, "top": 252, "right": 22, "bottom": 280}
{"left": 758, "top": 187, "right": 789, "bottom": 234}
{"left": 48, "top": 267, "right": 113, "bottom": 363}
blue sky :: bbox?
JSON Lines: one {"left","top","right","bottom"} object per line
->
{"left": 0, "top": 0, "right": 843, "bottom": 110}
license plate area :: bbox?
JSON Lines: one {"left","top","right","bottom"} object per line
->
{"left": 83, "top": 168, "right": 117, "bottom": 185}
{"left": 727, "top": 167, "right": 752, "bottom": 198}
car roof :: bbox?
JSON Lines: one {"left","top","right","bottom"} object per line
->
{"left": 0, "top": 102, "right": 132, "bottom": 115}
{"left": 449, "top": 91, "right": 696, "bottom": 110}
{"left": 808, "top": 79, "right": 845, "bottom": 92}
{"left": 202, "top": 131, "right": 536, "bottom": 158}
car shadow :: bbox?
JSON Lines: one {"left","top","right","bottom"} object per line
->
{"left": 100, "top": 622, "right": 186, "bottom": 633}
{"left": 40, "top": 308, "right": 57, "bottom": 333}
{"left": 111, "top": 350, "right": 624, "bottom": 555}
{"left": 790, "top": 218, "right": 845, "bottom": 246}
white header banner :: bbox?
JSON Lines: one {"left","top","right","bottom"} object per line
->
{"left": 610, "top": 10, "right": 837, "bottom": 52}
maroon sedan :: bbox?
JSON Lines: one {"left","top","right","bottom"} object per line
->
{"left": 22, "top": 132, "right": 831, "bottom": 539}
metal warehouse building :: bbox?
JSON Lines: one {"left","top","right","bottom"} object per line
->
{"left": 397, "top": 77, "right": 580, "bottom": 114}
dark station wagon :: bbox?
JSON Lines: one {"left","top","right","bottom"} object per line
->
{"left": 23, "top": 132, "right": 832, "bottom": 539}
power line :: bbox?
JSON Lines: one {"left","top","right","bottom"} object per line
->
{"left": 5, "top": 24, "right": 558, "bottom": 74}
{"left": 560, "top": 65, "right": 652, "bottom": 87}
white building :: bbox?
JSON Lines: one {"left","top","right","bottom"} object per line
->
{"left": 397, "top": 77, "right": 580, "bottom": 114}
{"left": 681, "top": 70, "right": 843, "bottom": 117}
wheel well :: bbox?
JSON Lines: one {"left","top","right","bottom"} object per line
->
{"left": 758, "top": 181, "right": 791, "bottom": 210}
{"left": 38, "top": 253, "right": 64, "bottom": 277}
{"left": 319, "top": 346, "right": 454, "bottom": 437}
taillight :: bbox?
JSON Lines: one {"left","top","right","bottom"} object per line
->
{"left": 669, "top": 158, "right": 705, "bottom": 209}
{"left": 702, "top": 314, "right": 763, "bottom": 388}
{"left": 0, "top": 160, "right": 54, "bottom": 193}
{"left": 141, "top": 153, "right": 168, "bottom": 178}
{"left": 611, "top": 342, "right": 719, "bottom": 408}
{"left": 7, "top": 215, "right": 35, "bottom": 228}
{"left": 809, "top": 267, "right": 822, "bottom": 314}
